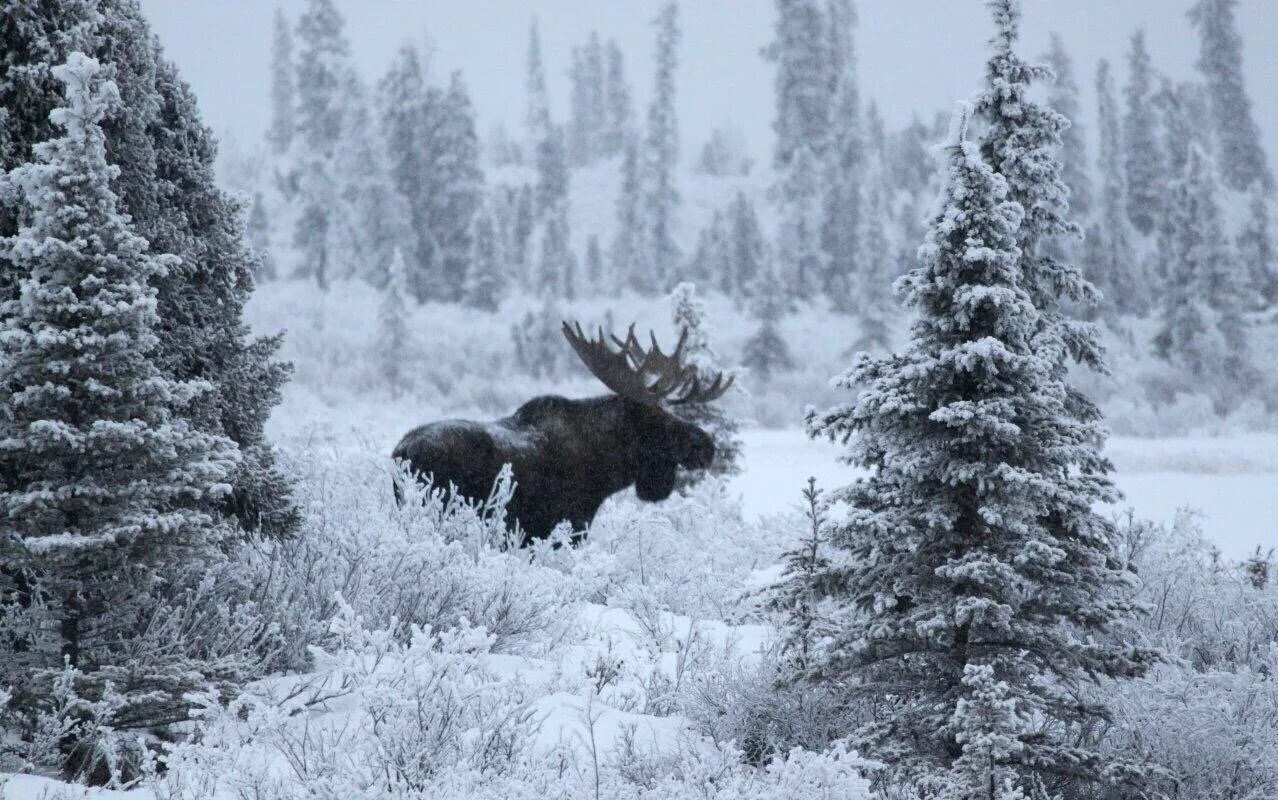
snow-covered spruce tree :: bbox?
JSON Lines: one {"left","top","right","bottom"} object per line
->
{"left": 764, "top": 478, "right": 832, "bottom": 673}
{"left": 805, "top": 105, "right": 1152, "bottom": 793}
{"left": 1122, "top": 30, "right": 1164, "bottom": 236}
{"left": 742, "top": 252, "right": 794, "bottom": 381}
{"left": 669, "top": 283, "right": 742, "bottom": 484}
{"left": 292, "top": 0, "right": 350, "bottom": 290}
{"left": 1237, "top": 183, "right": 1276, "bottom": 307}
{"left": 602, "top": 39, "right": 633, "bottom": 157}
{"left": 1153, "top": 143, "right": 1256, "bottom": 413}
{"left": 378, "top": 44, "right": 436, "bottom": 301}
{"left": 466, "top": 204, "right": 503, "bottom": 311}
{"left": 853, "top": 160, "right": 894, "bottom": 353}
{"left": 584, "top": 233, "right": 605, "bottom": 295}
{"left": 726, "top": 190, "right": 765, "bottom": 302}
{"left": 333, "top": 72, "right": 400, "bottom": 285}
{"left": 436, "top": 71, "right": 484, "bottom": 298}
{"left": 525, "top": 17, "right": 551, "bottom": 148}
{"left": 765, "top": 0, "right": 833, "bottom": 169}
{"left": 535, "top": 121, "right": 569, "bottom": 221}
{"left": 512, "top": 183, "right": 535, "bottom": 290}
{"left": 938, "top": 664, "right": 1032, "bottom": 800}
{"left": 267, "top": 7, "right": 295, "bottom": 156}
{"left": 379, "top": 248, "right": 412, "bottom": 397}
{"left": 1188, "top": 0, "right": 1273, "bottom": 192}
{"left": 0, "top": 53, "right": 239, "bottom": 771}
{"left": 776, "top": 144, "right": 822, "bottom": 298}
{"left": 688, "top": 210, "right": 724, "bottom": 286}
{"left": 538, "top": 199, "right": 574, "bottom": 298}
{"left": 1086, "top": 59, "right": 1144, "bottom": 317}
{"left": 613, "top": 136, "right": 648, "bottom": 293}
{"left": 1042, "top": 34, "right": 1090, "bottom": 223}
{"left": 643, "top": 1, "right": 681, "bottom": 294}
{"left": 820, "top": 19, "right": 864, "bottom": 314}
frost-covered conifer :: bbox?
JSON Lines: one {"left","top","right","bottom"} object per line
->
{"left": 583, "top": 233, "right": 604, "bottom": 294}
{"left": 1042, "top": 34, "right": 1090, "bottom": 223}
{"left": 1153, "top": 144, "right": 1256, "bottom": 411}
{"left": 763, "top": 478, "right": 832, "bottom": 671}
{"left": 1238, "top": 177, "right": 1276, "bottom": 308}
{"left": 1122, "top": 30, "right": 1165, "bottom": 235}
{"left": 267, "top": 8, "right": 295, "bottom": 155}
{"left": 292, "top": 0, "right": 350, "bottom": 290}
{"left": 0, "top": 50, "right": 239, "bottom": 701}
{"left": 378, "top": 44, "right": 433, "bottom": 300}
{"left": 669, "top": 283, "right": 742, "bottom": 483}
{"left": 742, "top": 253, "right": 794, "bottom": 381}
{"left": 1188, "top": 0, "right": 1272, "bottom": 191}
{"left": 726, "top": 191, "right": 766, "bottom": 301}
{"left": 805, "top": 104, "right": 1152, "bottom": 790}
{"left": 379, "top": 248, "right": 412, "bottom": 397}
{"left": 766, "top": 0, "right": 832, "bottom": 168}
{"left": 1087, "top": 59, "right": 1143, "bottom": 315}
{"left": 248, "top": 191, "right": 277, "bottom": 281}
{"left": 602, "top": 39, "right": 633, "bottom": 157}
{"left": 538, "top": 200, "right": 574, "bottom": 298}
{"left": 525, "top": 18, "right": 551, "bottom": 147}
{"left": 776, "top": 145, "right": 822, "bottom": 298}
{"left": 820, "top": 27, "right": 864, "bottom": 313}
{"left": 643, "top": 2, "right": 681, "bottom": 292}
{"left": 512, "top": 183, "right": 535, "bottom": 289}
{"left": 535, "top": 123, "right": 570, "bottom": 220}
{"left": 334, "top": 73, "right": 400, "bottom": 285}
{"left": 466, "top": 206, "right": 503, "bottom": 311}
{"left": 940, "top": 665, "right": 1031, "bottom": 800}
{"left": 853, "top": 162, "right": 894, "bottom": 352}
{"left": 436, "top": 72, "right": 485, "bottom": 297}
{"left": 613, "top": 136, "right": 648, "bottom": 292}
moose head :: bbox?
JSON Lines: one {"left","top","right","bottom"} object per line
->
{"left": 392, "top": 321, "right": 733, "bottom": 543}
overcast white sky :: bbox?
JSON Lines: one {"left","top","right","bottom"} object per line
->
{"left": 139, "top": 0, "right": 1278, "bottom": 168}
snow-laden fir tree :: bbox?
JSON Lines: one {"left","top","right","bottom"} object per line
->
{"left": 584, "top": 233, "right": 605, "bottom": 294}
{"left": 1122, "top": 30, "right": 1165, "bottom": 236}
{"left": 512, "top": 183, "right": 535, "bottom": 289}
{"left": 742, "top": 251, "right": 794, "bottom": 381}
{"left": 379, "top": 248, "right": 412, "bottom": 397}
{"left": 535, "top": 122, "right": 570, "bottom": 220}
{"left": 776, "top": 144, "right": 822, "bottom": 298}
{"left": 333, "top": 73, "right": 400, "bottom": 285}
{"left": 1188, "top": 0, "right": 1273, "bottom": 192}
{"left": 1237, "top": 183, "right": 1276, "bottom": 307}
{"left": 538, "top": 199, "right": 574, "bottom": 298}
{"left": 1153, "top": 143, "right": 1256, "bottom": 413}
{"left": 436, "top": 71, "right": 485, "bottom": 297}
{"left": 1086, "top": 59, "right": 1143, "bottom": 316}
{"left": 525, "top": 18, "right": 551, "bottom": 148}
{"left": 613, "top": 136, "right": 648, "bottom": 292}
{"left": 853, "top": 160, "right": 894, "bottom": 353}
{"left": 937, "top": 665, "right": 1032, "bottom": 800}
{"left": 643, "top": 1, "right": 681, "bottom": 293}
{"left": 726, "top": 190, "right": 766, "bottom": 302}
{"left": 763, "top": 478, "right": 832, "bottom": 673}
{"left": 267, "top": 7, "right": 295, "bottom": 156}
{"left": 668, "top": 283, "right": 742, "bottom": 483}
{"left": 378, "top": 44, "right": 433, "bottom": 300}
{"left": 466, "top": 204, "right": 503, "bottom": 311}
{"left": 567, "top": 32, "right": 607, "bottom": 166}
{"left": 292, "top": 0, "right": 351, "bottom": 290}
{"left": 0, "top": 51, "right": 239, "bottom": 743}
{"left": 805, "top": 103, "right": 1153, "bottom": 792}
{"left": 765, "top": 0, "right": 833, "bottom": 168}
{"left": 688, "top": 209, "right": 727, "bottom": 286}
{"left": 1042, "top": 34, "right": 1090, "bottom": 225}
{"left": 820, "top": 14, "right": 864, "bottom": 314}
{"left": 603, "top": 39, "right": 633, "bottom": 157}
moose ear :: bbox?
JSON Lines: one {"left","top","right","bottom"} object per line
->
{"left": 634, "top": 447, "right": 677, "bottom": 502}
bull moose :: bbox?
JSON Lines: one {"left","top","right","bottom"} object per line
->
{"left": 392, "top": 322, "right": 732, "bottom": 544}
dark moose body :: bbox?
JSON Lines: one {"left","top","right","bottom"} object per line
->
{"left": 393, "top": 323, "right": 728, "bottom": 544}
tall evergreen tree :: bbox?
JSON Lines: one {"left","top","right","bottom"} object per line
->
{"left": 602, "top": 39, "right": 633, "bottom": 157}
{"left": 1237, "top": 182, "right": 1276, "bottom": 307}
{"left": 292, "top": 0, "right": 350, "bottom": 290}
{"left": 379, "top": 248, "right": 411, "bottom": 398}
{"left": 612, "top": 136, "right": 646, "bottom": 292}
{"left": 525, "top": 17, "right": 551, "bottom": 146}
{"left": 806, "top": 102, "right": 1151, "bottom": 793}
{"left": 267, "top": 7, "right": 295, "bottom": 156}
{"left": 726, "top": 190, "right": 765, "bottom": 301}
{"left": 1188, "top": 0, "right": 1273, "bottom": 191}
{"left": 0, "top": 53, "right": 240, "bottom": 745}
{"left": 820, "top": 20, "right": 863, "bottom": 313}
{"left": 535, "top": 122, "right": 569, "bottom": 220}
{"left": 465, "top": 204, "right": 503, "bottom": 311}
{"left": 765, "top": 0, "right": 832, "bottom": 168}
{"left": 1042, "top": 33, "right": 1091, "bottom": 224}
{"left": 567, "top": 46, "right": 590, "bottom": 166}
{"left": 776, "top": 144, "right": 821, "bottom": 298}
{"left": 853, "top": 161, "right": 893, "bottom": 352}
{"left": 1154, "top": 142, "right": 1255, "bottom": 412}
{"left": 538, "top": 200, "right": 573, "bottom": 298}
{"left": 1122, "top": 30, "right": 1164, "bottom": 236}
{"left": 378, "top": 44, "right": 434, "bottom": 301}
{"left": 584, "top": 233, "right": 605, "bottom": 294}
{"left": 642, "top": 1, "right": 681, "bottom": 293}
{"left": 742, "top": 252, "right": 794, "bottom": 381}
{"left": 1087, "top": 59, "right": 1143, "bottom": 316}
{"left": 334, "top": 72, "right": 399, "bottom": 284}
{"left": 512, "top": 182, "right": 535, "bottom": 290}
{"left": 436, "top": 71, "right": 484, "bottom": 297}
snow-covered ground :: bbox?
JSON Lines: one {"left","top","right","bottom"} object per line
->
{"left": 732, "top": 429, "right": 1278, "bottom": 560}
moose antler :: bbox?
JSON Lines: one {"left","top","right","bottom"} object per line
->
{"left": 562, "top": 321, "right": 734, "bottom": 405}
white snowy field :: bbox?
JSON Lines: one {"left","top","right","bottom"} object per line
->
{"left": 732, "top": 429, "right": 1278, "bottom": 561}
